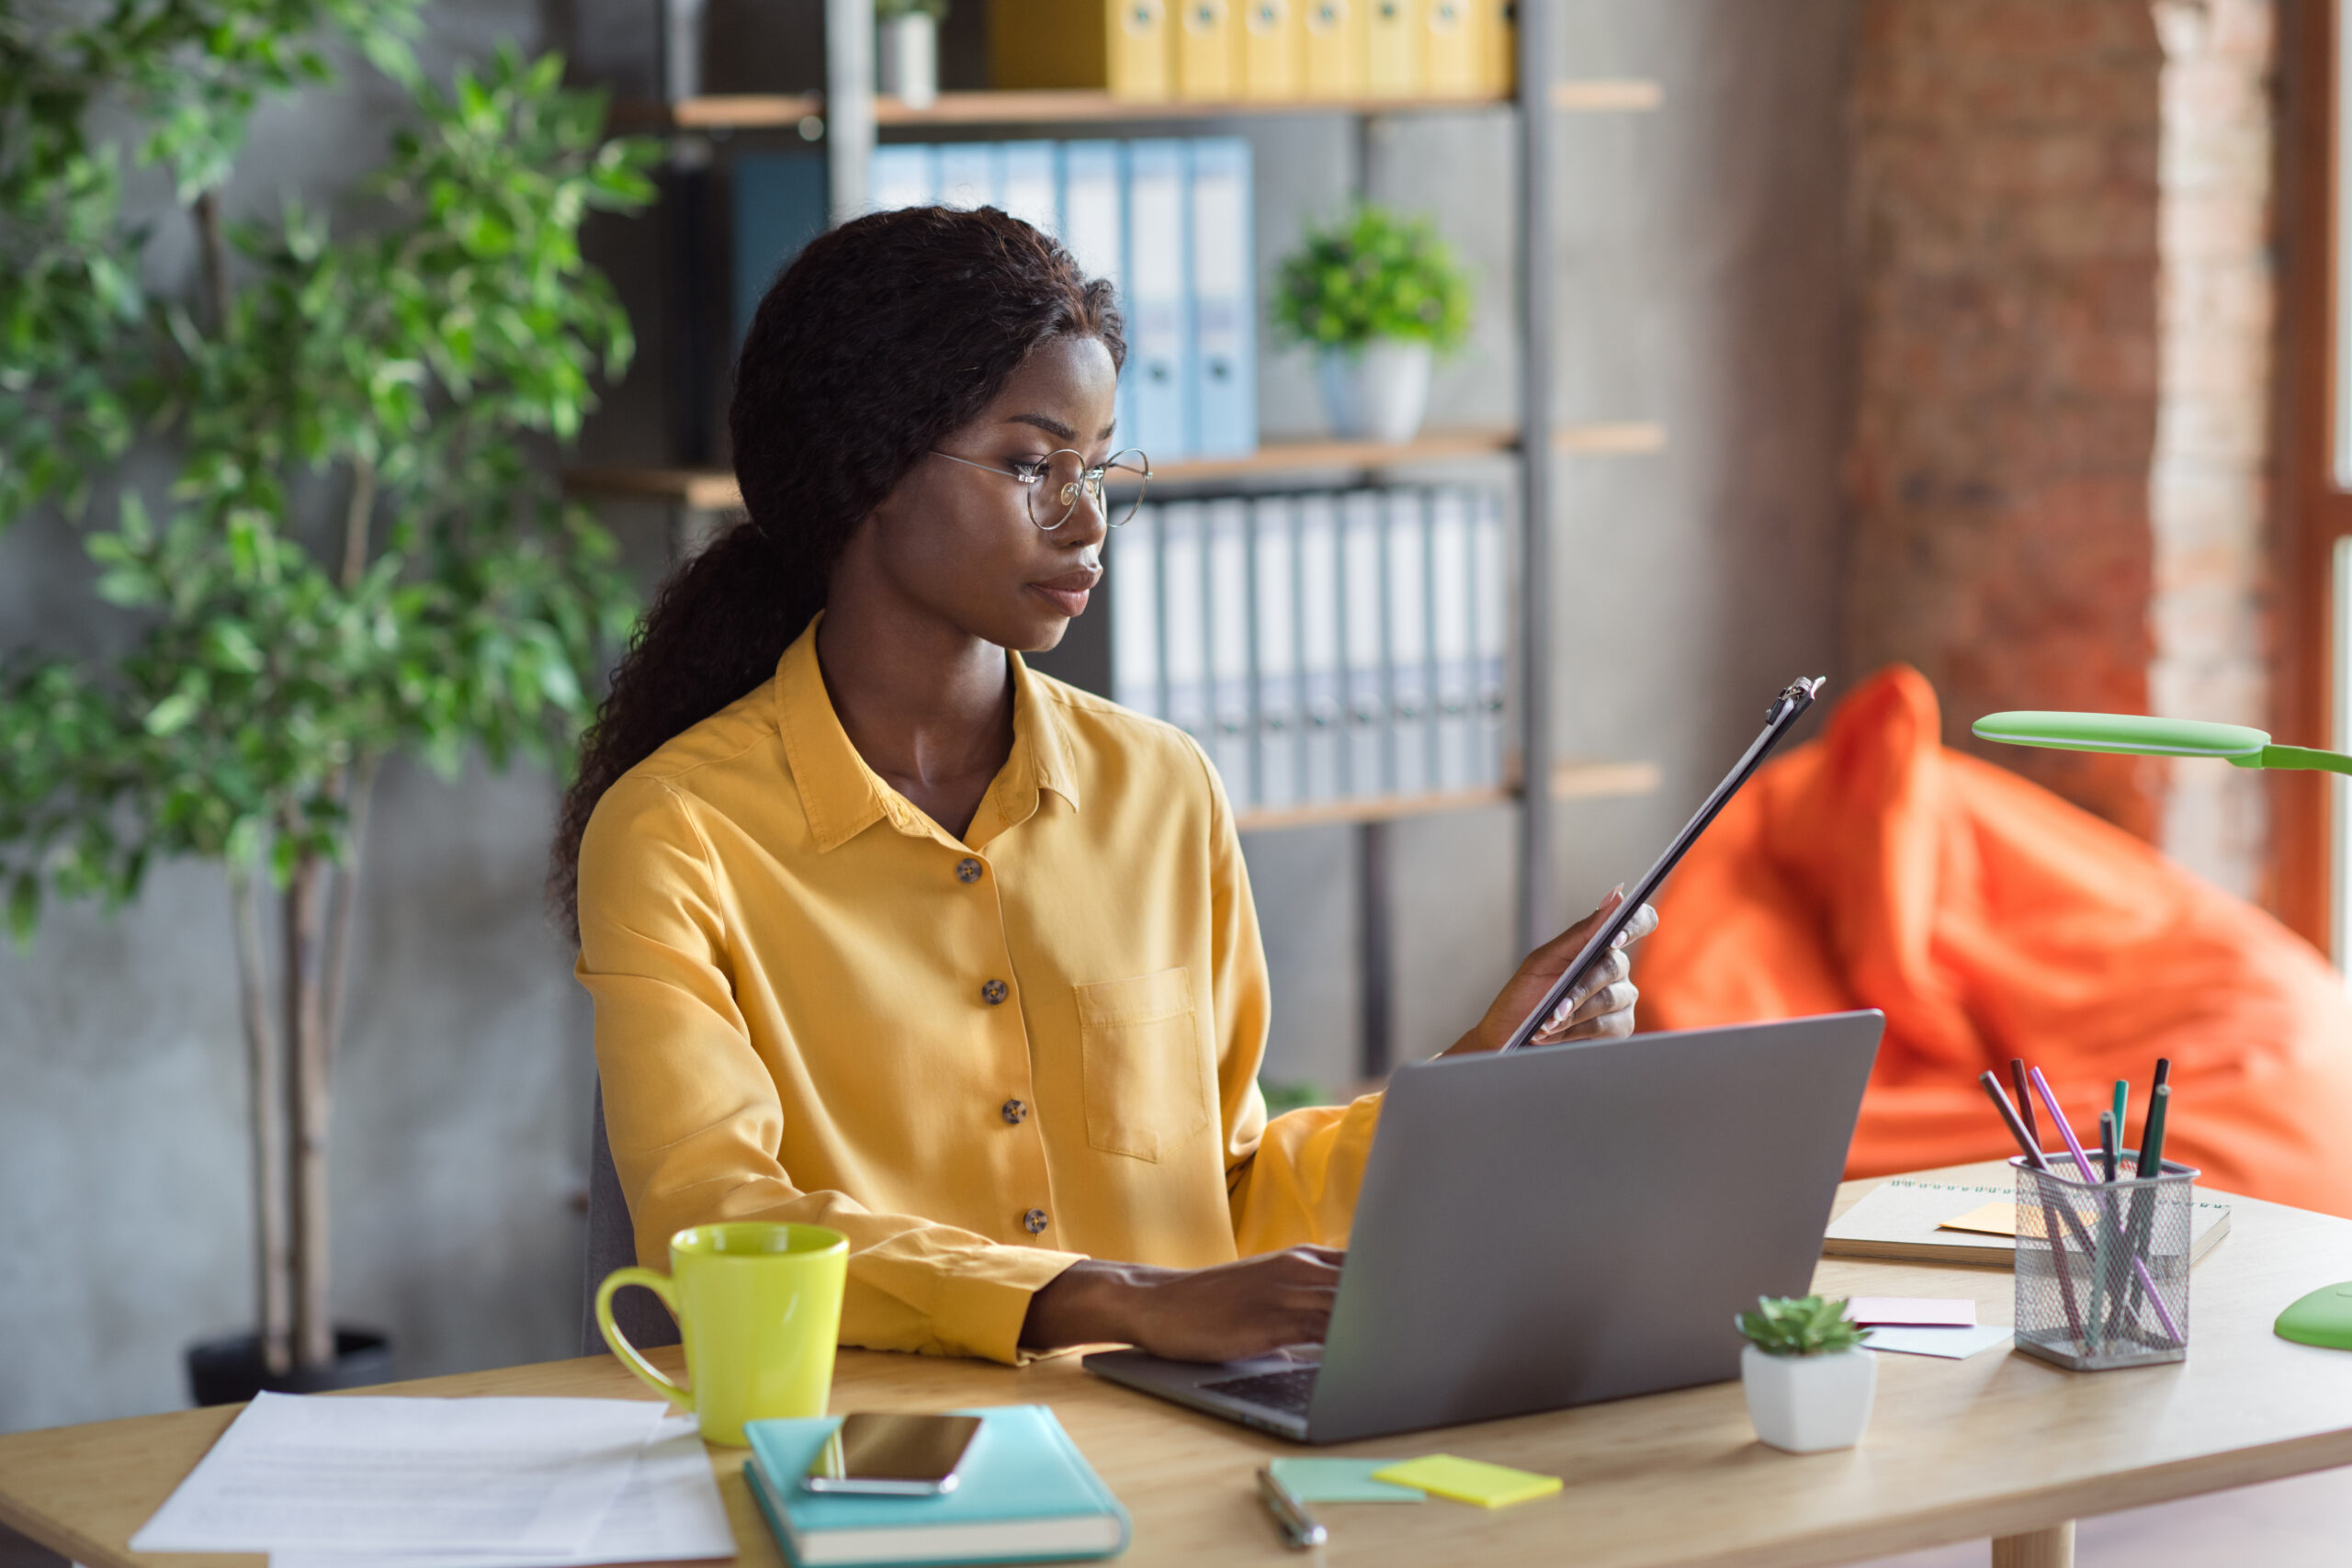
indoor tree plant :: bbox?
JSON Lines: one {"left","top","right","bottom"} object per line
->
{"left": 0, "top": 3, "right": 654, "bottom": 1399}
{"left": 1736, "top": 1295, "right": 1878, "bottom": 1453}
{"left": 1272, "top": 201, "right": 1473, "bottom": 444}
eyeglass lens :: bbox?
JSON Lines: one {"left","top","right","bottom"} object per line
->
{"left": 1029, "top": 449, "right": 1150, "bottom": 530}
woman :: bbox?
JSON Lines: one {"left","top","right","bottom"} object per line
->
{"left": 553, "top": 205, "right": 1654, "bottom": 1367}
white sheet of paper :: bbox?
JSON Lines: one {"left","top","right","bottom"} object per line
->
{"left": 269, "top": 1416, "right": 734, "bottom": 1568}
{"left": 1864, "top": 1324, "right": 2015, "bottom": 1359}
{"left": 131, "top": 1393, "right": 669, "bottom": 1554}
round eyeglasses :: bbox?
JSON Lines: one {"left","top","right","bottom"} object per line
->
{"left": 931, "top": 447, "right": 1152, "bottom": 530}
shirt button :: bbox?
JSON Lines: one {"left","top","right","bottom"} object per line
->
{"left": 1001, "top": 1098, "right": 1028, "bottom": 1124}
{"left": 956, "top": 857, "right": 984, "bottom": 884}
{"left": 981, "top": 978, "right": 1009, "bottom": 1005}
{"left": 1023, "top": 1208, "right": 1049, "bottom": 1235}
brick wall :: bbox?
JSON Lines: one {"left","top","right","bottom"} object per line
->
{"left": 1845, "top": 0, "right": 2168, "bottom": 838}
{"left": 2149, "top": 0, "right": 2277, "bottom": 901}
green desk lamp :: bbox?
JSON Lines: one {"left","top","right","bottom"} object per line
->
{"left": 1973, "top": 708, "right": 2352, "bottom": 1350}
{"left": 1972, "top": 710, "right": 2352, "bottom": 776}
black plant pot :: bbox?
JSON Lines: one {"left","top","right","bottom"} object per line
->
{"left": 185, "top": 1326, "right": 395, "bottom": 1406}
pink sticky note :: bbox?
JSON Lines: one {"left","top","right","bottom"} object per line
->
{"left": 1848, "top": 1296, "right": 1976, "bottom": 1327}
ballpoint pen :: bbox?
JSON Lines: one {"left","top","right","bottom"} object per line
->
{"left": 1257, "top": 1466, "right": 1328, "bottom": 1551}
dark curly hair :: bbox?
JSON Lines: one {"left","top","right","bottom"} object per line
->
{"left": 550, "top": 205, "right": 1125, "bottom": 931}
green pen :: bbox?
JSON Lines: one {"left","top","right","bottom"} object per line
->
{"left": 2113, "top": 1079, "right": 2130, "bottom": 1154}
{"left": 2137, "top": 1082, "right": 2171, "bottom": 1178}
{"left": 2116, "top": 1083, "right": 2174, "bottom": 1337}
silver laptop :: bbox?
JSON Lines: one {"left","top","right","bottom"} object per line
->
{"left": 1084, "top": 1010, "right": 1883, "bottom": 1443}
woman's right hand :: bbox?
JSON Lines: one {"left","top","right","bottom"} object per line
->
{"left": 1020, "top": 1247, "right": 1346, "bottom": 1360}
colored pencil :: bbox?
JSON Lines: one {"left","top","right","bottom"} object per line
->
{"left": 1976, "top": 1070, "right": 2086, "bottom": 1346}
{"left": 2011, "top": 1058, "right": 2041, "bottom": 1153}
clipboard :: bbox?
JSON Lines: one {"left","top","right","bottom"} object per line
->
{"left": 1499, "top": 676, "right": 1827, "bottom": 1053}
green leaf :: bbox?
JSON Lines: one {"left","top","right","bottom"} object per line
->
{"left": 143, "top": 689, "right": 200, "bottom": 737}
{"left": 7, "top": 874, "right": 40, "bottom": 949}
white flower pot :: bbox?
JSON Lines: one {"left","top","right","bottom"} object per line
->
{"left": 1317, "top": 339, "right": 1433, "bottom": 443}
{"left": 1741, "top": 1345, "right": 1876, "bottom": 1453}
{"left": 878, "top": 13, "right": 938, "bottom": 109}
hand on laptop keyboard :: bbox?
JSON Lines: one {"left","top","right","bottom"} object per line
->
{"left": 1022, "top": 1245, "right": 1347, "bottom": 1361}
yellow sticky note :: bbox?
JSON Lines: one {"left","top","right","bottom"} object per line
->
{"left": 1939, "top": 1201, "right": 2018, "bottom": 1237}
{"left": 1370, "top": 1454, "right": 1561, "bottom": 1508}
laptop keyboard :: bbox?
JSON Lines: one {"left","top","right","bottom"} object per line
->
{"left": 1202, "top": 1365, "right": 1320, "bottom": 1415}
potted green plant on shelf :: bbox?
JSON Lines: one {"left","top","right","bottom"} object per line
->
{"left": 1272, "top": 202, "right": 1474, "bottom": 444}
{"left": 1736, "top": 1295, "right": 1878, "bottom": 1453}
{"left": 878, "top": 0, "right": 948, "bottom": 109}
{"left": 0, "top": 4, "right": 654, "bottom": 1402}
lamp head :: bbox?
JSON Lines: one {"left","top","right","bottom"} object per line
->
{"left": 1972, "top": 711, "right": 2270, "bottom": 761}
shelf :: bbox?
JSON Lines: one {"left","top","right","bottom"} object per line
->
{"left": 1554, "top": 422, "right": 1667, "bottom": 455}
{"left": 566, "top": 424, "right": 1666, "bottom": 512}
{"left": 568, "top": 427, "right": 1520, "bottom": 511}
{"left": 1147, "top": 425, "right": 1520, "bottom": 479}
{"left": 615, "top": 80, "right": 1661, "bottom": 134}
{"left": 1232, "top": 758, "right": 1661, "bottom": 836}
{"left": 564, "top": 467, "right": 748, "bottom": 510}
{"left": 1551, "top": 79, "right": 1663, "bottom": 112}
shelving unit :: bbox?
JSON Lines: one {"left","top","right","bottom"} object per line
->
{"left": 613, "top": 77, "right": 1661, "bottom": 133}
{"left": 564, "top": 423, "right": 1669, "bottom": 508}
{"left": 576, "top": 1, "right": 1664, "bottom": 1077}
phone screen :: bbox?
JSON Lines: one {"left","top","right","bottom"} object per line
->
{"left": 804, "top": 1414, "right": 984, "bottom": 1495}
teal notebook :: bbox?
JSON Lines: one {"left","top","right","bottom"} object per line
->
{"left": 743, "top": 1405, "right": 1130, "bottom": 1567}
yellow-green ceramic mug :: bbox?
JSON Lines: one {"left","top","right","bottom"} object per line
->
{"left": 595, "top": 1221, "right": 848, "bottom": 1445}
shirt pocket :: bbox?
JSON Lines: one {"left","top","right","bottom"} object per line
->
{"left": 1074, "top": 967, "right": 1209, "bottom": 1163}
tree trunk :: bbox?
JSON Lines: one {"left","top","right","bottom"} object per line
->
{"left": 232, "top": 868, "right": 292, "bottom": 1377}
{"left": 286, "top": 852, "right": 334, "bottom": 1370}
{"left": 321, "top": 764, "right": 376, "bottom": 1063}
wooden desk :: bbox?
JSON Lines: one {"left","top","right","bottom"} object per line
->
{"left": 10, "top": 1165, "right": 2352, "bottom": 1568}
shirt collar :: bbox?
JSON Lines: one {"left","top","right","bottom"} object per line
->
{"left": 773, "top": 618, "right": 1082, "bottom": 854}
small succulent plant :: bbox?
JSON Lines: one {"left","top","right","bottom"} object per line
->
{"left": 1736, "top": 1295, "right": 1872, "bottom": 1358}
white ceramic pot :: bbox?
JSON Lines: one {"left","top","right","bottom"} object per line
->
{"left": 878, "top": 12, "right": 938, "bottom": 109}
{"left": 1740, "top": 1345, "right": 1877, "bottom": 1453}
{"left": 1317, "top": 339, "right": 1434, "bottom": 443}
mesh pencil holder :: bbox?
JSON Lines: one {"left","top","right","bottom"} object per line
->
{"left": 2011, "top": 1154, "right": 2197, "bottom": 1371}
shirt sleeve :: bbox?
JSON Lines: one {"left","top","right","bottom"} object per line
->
{"left": 577, "top": 773, "right": 1083, "bottom": 1364}
{"left": 1190, "top": 746, "right": 1385, "bottom": 1255}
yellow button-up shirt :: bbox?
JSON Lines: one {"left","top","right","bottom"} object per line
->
{"left": 576, "top": 622, "right": 1382, "bottom": 1363}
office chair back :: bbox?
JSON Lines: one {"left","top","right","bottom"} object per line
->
{"left": 582, "top": 1081, "right": 684, "bottom": 1356}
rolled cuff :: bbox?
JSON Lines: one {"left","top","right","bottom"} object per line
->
{"left": 929, "top": 1245, "right": 1089, "bottom": 1364}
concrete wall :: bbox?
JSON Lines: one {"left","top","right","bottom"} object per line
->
{"left": 0, "top": 0, "right": 1859, "bottom": 1432}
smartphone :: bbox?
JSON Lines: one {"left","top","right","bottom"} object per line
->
{"left": 802, "top": 1413, "right": 984, "bottom": 1495}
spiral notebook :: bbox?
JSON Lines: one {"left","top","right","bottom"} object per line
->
{"left": 1823, "top": 1170, "right": 2232, "bottom": 1267}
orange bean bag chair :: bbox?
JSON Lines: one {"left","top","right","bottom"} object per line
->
{"left": 1635, "top": 664, "right": 2352, "bottom": 1216}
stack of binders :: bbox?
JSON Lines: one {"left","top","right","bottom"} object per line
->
{"left": 1112, "top": 485, "right": 1508, "bottom": 814}
{"left": 732, "top": 138, "right": 1255, "bottom": 464}
{"left": 988, "top": 0, "right": 1516, "bottom": 101}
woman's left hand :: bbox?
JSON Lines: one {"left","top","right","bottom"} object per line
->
{"left": 1442, "top": 886, "right": 1660, "bottom": 1056}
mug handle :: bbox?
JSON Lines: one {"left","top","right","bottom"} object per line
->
{"left": 595, "top": 1266, "right": 694, "bottom": 1413}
